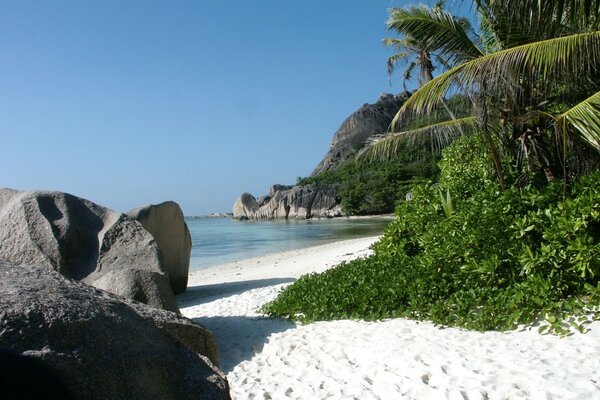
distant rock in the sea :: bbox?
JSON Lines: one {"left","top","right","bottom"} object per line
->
{"left": 128, "top": 201, "right": 192, "bottom": 295}
{"left": 186, "top": 213, "right": 234, "bottom": 219}
{"left": 233, "top": 184, "right": 343, "bottom": 221}
{"left": 233, "top": 192, "right": 260, "bottom": 220}
{"left": 0, "top": 189, "right": 185, "bottom": 312}
{"left": 311, "top": 92, "right": 410, "bottom": 175}
{"left": 0, "top": 260, "right": 230, "bottom": 400}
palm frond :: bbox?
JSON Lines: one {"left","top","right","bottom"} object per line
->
{"left": 387, "top": 5, "right": 484, "bottom": 62}
{"left": 403, "top": 62, "right": 417, "bottom": 88}
{"left": 386, "top": 52, "right": 410, "bottom": 78}
{"left": 474, "top": 0, "right": 600, "bottom": 47}
{"left": 383, "top": 37, "right": 416, "bottom": 50}
{"left": 557, "top": 90, "right": 600, "bottom": 151}
{"left": 362, "top": 116, "right": 479, "bottom": 161}
{"left": 392, "top": 31, "right": 600, "bottom": 129}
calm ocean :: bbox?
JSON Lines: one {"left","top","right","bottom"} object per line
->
{"left": 186, "top": 217, "right": 391, "bottom": 271}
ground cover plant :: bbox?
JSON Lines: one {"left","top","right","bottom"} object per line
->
{"left": 263, "top": 137, "right": 600, "bottom": 334}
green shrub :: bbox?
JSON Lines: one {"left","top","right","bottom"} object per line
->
{"left": 263, "top": 156, "right": 600, "bottom": 334}
{"left": 438, "top": 135, "right": 497, "bottom": 197}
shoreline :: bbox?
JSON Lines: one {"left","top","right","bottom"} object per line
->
{"left": 186, "top": 213, "right": 396, "bottom": 221}
{"left": 183, "top": 235, "right": 380, "bottom": 295}
{"left": 187, "top": 215, "right": 391, "bottom": 272}
{"left": 179, "top": 237, "right": 600, "bottom": 400}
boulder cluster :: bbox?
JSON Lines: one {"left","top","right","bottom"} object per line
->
{"left": 233, "top": 184, "right": 343, "bottom": 221}
{"left": 0, "top": 189, "right": 231, "bottom": 399}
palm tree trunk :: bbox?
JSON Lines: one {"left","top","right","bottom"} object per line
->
{"left": 481, "top": 82, "right": 507, "bottom": 189}
{"left": 420, "top": 51, "right": 457, "bottom": 121}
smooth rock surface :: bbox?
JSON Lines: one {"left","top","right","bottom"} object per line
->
{"left": 0, "top": 189, "right": 175, "bottom": 311}
{"left": 232, "top": 192, "right": 259, "bottom": 220}
{"left": 128, "top": 201, "right": 192, "bottom": 294}
{"left": 0, "top": 260, "right": 230, "bottom": 400}
{"left": 92, "top": 268, "right": 180, "bottom": 313}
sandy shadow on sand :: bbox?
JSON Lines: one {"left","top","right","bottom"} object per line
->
{"left": 178, "top": 278, "right": 296, "bottom": 306}
{"left": 193, "top": 314, "right": 296, "bottom": 373}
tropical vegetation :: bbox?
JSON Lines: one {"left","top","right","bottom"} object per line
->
{"left": 263, "top": 0, "right": 600, "bottom": 334}
{"left": 296, "top": 145, "right": 439, "bottom": 215}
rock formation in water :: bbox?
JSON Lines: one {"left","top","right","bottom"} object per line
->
{"left": 0, "top": 189, "right": 187, "bottom": 312}
{"left": 232, "top": 192, "right": 260, "bottom": 220}
{"left": 0, "top": 260, "right": 230, "bottom": 400}
{"left": 233, "top": 184, "right": 342, "bottom": 220}
{"left": 128, "top": 201, "right": 192, "bottom": 294}
{"left": 311, "top": 92, "right": 409, "bottom": 176}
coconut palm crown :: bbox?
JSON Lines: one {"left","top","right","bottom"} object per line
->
{"left": 368, "top": 0, "right": 600, "bottom": 187}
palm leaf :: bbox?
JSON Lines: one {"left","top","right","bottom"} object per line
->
{"left": 392, "top": 31, "right": 600, "bottom": 129}
{"left": 403, "top": 62, "right": 417, "bottom": 88}
{"left": 386, "top": 52, "right": 410, "bottom": 78}
{"left": 474, "top": 0, "right": 600, "bottom": 47}
{"left": 387, "top": 5, "right": 484, "bottom": 62}
{"left": 361, "top": 116, "right": 479, "bottom": 161}
{"left": 557, "top": 90, "right": 600, "bottom": 151}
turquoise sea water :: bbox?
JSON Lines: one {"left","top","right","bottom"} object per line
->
{"left": 186, "top": 217, "right": 391, "bottom": 271}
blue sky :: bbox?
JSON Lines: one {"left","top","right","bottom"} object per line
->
{"left": 1, "top": 0, "right": 453, "bottom": 215}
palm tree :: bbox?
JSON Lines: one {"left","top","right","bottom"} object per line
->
{"left": 383, "top": 36, "right": 435, "bottom": 91}
{"left": 383, "top": 4, "right": 445, "bottom": 90}
{"left": 365, "top": 3, "right": 484, "bottom": 169}
{"left": 368, "top": 0, "right": 600, "bottom": 187}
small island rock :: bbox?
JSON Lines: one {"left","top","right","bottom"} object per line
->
{"left": 232, "top": 192, "right": 260, "bottom": 220}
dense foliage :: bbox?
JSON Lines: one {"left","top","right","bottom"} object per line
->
{"left": 263, "top": 1, "right": 600, "bottom": 335}
{"left": 297, "top": 151, "right": 439, "bottom": 215}
{"left": 263, "top": 137, "right": 600, "bottom": 334}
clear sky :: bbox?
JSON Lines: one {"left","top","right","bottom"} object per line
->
{"left": 1, "top": 0, "right": 446, "bottom": 215}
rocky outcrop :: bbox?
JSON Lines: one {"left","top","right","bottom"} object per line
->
{"left": 0, "top": 189, "right": 175, "bottom": 312}
{"left": 232, "top": 192, "right": 260, "bottom": 220}
{"left": 311, "top": 92, "right": 409, "bottom": 175}
{"left": 0, "top": 260, "right": 229, "bottom": 400}
{"left": 232, "top": 93, "right": 409, "bottom": 220}
{"left": 234, "top": 184, "right": 342, "bottom": 220}
{"left": 128, "top": 201, "right": 192, "bottom": 295}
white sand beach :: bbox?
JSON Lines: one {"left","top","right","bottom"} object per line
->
{"left": 179, "top": 237, "right": 600, "bottom": 400}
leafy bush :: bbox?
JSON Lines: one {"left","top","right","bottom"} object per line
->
{"left": 262, "top": 137, "right": 600, "bottom": 334}
{"left": 437, "top": 135, "right": 497, "bottom": 197}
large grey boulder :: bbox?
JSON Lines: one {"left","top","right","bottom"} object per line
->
{"left": 93, "top": 268, "right": 179, "bottom": 313}
{"left": 311, "top": 92, "right": 410, "bottom": 175}
{"left": 232, "top": 192, "right": 260, "bottom": 220}
{"left": 0, "top": 189, "right": 174, "bottom": 311}
{"left": 0, "top": 260, "right": 230, "bottom": 400}
{"left": 130, "top": 302, "right": 220, "bottom": 367}
{"left": 128, "top": 201, "right": 192, "bottom": 295}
